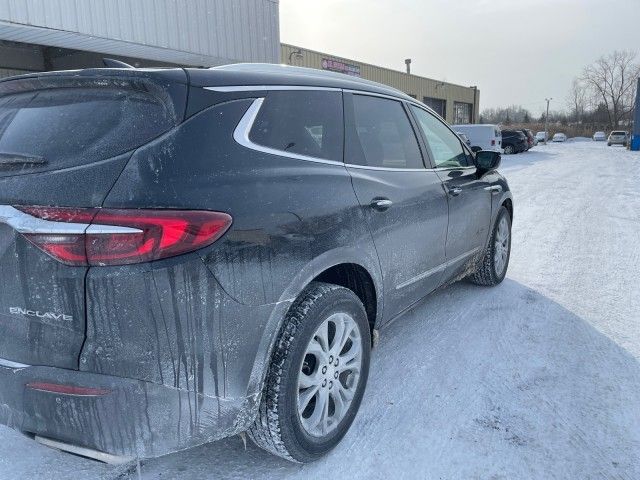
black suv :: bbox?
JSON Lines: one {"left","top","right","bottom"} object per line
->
{"left": 0, "top": 63, "right": 512, "bottom": 463}
{"left": 501, "top": 129, "right": 528, "bottom": 154}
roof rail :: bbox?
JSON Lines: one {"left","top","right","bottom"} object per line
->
{"left": 102, "top": 58, "right": 134, "bottom": 69}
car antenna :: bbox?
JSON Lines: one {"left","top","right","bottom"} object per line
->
{"left": 102, "top": 58, "right": 134, "bottom": 69}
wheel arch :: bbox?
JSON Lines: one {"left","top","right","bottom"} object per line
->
{"left": 244, "top": 249, "right": 383, "bottom": 403}
{"left": 313, "top": 263, "right": 378, "bottom": 336}
{"left": 502, "top": 197, "right": 513, "bottom": 222}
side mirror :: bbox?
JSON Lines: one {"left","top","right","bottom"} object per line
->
{"left": 475, "top": 150, "right": 501, "bottom": 172}
{"left": 471, "top": 146, "right": 482, "bottom": 153}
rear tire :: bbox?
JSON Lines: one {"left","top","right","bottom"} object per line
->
{"left": 248, "top": 282, "right": 371, "bottom": 463}
{"left": 470, "top": 206, "right": 511, "bottom": 286}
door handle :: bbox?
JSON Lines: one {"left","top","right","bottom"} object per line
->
{"left": 448, "top": 187, "right": 462, "bottom": 196}
{"left": 370, "top": 198, "right": 393, "bottom": 211}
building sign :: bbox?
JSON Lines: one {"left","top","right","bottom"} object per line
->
{"left": 321, "top": 58, "right": 360, "bottom": 77}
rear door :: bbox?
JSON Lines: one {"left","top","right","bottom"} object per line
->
{"left": 0, "top": 72, "right": 185, "bottom": 368}
{"left": 344, "top": 93, "right": 448, "bottom": 320}
{"left": 409, "top": 105, "right": 492, "bottom": 279}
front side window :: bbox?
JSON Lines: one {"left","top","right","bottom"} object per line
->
{"left": 410, "top": 106, "right": 469, "bottom": 168}
{"left": 249, "top": 90, "right": 343, "bottom": 162}
{"left": 346, "top": 95, "right": 423, "bottom": 169}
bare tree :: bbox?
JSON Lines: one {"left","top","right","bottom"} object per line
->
{"left": 566, "top": 78, "right": 586, "bottom": 123}
{"left": 581, "top": 50, "right": 640, "bottom": 128}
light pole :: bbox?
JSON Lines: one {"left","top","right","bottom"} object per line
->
{"left": 544, "top": 98, "right": 552, "bottom": 144}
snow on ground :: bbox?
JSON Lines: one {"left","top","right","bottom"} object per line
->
{"left": 1, "top": 142, "right": 639, "bottom": 479}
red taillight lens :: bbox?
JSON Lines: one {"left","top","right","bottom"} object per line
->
{"left": 491, "top": 139, "right": 496, "bottom": 146}
{"left": 16, "top": 207, "right": 232, "bottom": 266}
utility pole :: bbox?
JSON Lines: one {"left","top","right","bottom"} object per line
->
{"left": 544, "top": 98, "right": 552, "bottom": 144}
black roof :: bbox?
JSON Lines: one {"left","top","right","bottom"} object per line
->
{"left": 186, "top": 63, "right": 414, "bottom": 101}
{"left": 0, "top": 63, "right": 415, "bottom": 103}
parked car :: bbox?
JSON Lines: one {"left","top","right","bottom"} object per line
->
{"left": 501, "top": 129, "right": 529, "bottom": 154}
{"left": 453, "top": 124, "right": 502, "bottom": 152}
{"left": 0, "top": 63, "right": 513, "bottom": 464}
{"left": 593, "top": 131, "right": 607, "bottom": 141}
{"left": 456, "top": 131, "right": 472, "bottom": 147}
{"left": 521, "top": 129, "right": 535, "bottom": 150}
{"left": 552, "top": 133, "right": 567, "bottom": 142}
{"left": 535, "top": 131, "right": 548, "bottom": 143}
{"left": 608, "top": 130, "right": 629, "bottom": 146}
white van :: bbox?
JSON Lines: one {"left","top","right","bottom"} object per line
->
{"left": 453, "top": 124, "right": 502, "bottom": 152}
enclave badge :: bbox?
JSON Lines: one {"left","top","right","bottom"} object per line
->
{"left": 8, "top": 307, "right": 73, "bottom": 322}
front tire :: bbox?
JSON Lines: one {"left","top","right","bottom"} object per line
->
{"left": 470, "top": 206, "right": 512, "bottom": 286}
{"left": 248, "top": 282, "right": 371, "bottom": 463}
{"left": 504, "top": 145, "right": 514, "bottom": 154}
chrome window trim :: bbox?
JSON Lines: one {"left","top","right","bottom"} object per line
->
{"left": 428, "top": 166, "right": 477, "bottom": 172}
{"left": 0, "top": 205, "right": 142, "bottom": 235}
{"left": 0, "top": 357, "right": 30, "bottom": 369}
{"left": 204, "top": 85, "right": 342, "bottom": 93}
{"left": 395, "top": 247, "right": 481, "bottom": 290}
{"left": 233, "top": 98, "right": 345, "bottom": 166}
{"left": 346, "top": 164, "right": 429, "bottom": 172}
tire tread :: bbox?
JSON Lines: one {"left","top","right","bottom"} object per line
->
{"left": 248, "top": 282, "right": 346, "bottom": 462}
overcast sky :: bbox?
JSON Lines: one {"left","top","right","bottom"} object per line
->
{"left": 280, "top": 0, "right": 640, "bottom": 115}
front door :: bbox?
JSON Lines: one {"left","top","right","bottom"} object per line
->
{"left": 344, "top": 93, "right": 449, "bottom": 320}
{"left": 409, "top": 105, "right": 493, "bottom": 279}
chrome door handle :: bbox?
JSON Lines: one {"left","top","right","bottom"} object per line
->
{"left": 448, "top": 187, "right": 462, "bottom": 196}
{"left": 370, "top": 198, "right": 393, "bottom": 211}
{"left": 484, "top": 185, "right": 503, "bottom": 195}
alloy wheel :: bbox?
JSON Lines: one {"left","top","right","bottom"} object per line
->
{"left": 297, "top": 312, "right": 363, "bottom": 437}
{"left": 494, "top": 216, "right": 510, "bottom": 276}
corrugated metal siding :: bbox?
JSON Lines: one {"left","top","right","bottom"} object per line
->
{"left": 0, "top": 0, "right": 279, "bottom": 65}
{"left": 282, "top": 43, "right": 479, "bottom": 123}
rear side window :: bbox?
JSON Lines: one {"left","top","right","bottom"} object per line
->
{"left": 249, "top": 90, "right": 343, "bottom": 162}
{"left": 346, "top": 94, "right": 423, "bottom": 169}
{"left": 0, "top": 87, "right": 176, "bottom": 176}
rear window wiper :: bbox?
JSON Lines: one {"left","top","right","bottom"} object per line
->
{"left": 0, "top": 153, "right": 47, "bottom": 167}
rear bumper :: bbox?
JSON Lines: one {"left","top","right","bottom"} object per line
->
{"left": 0, "top": 362, "right": 257, "bottom": 458}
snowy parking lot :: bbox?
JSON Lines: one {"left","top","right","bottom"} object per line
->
{"left": 1, "top": 141, "right": 639, "bottom": 480}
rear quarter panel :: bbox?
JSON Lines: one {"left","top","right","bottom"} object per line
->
{"left": 91, "top": 98, "right": 382, "bottom": 400}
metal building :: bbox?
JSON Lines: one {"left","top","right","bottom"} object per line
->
{"left": 282, "top": 43, "right": 479, "bottom": 124}
{"left": 0, "top": 0, "right": 279, "bottom": 75}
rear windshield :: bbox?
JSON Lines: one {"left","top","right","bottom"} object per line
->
{"left": 611, "top": 131, "right": 626, "bottom": 135}
{"left": 0, "top": 85, "right": 176, "bottom": 176}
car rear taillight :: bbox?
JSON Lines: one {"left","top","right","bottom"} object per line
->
{"left": 491, "top": 139, "right": 496, "bottom": 146}
{"left": 15, "top": 207, "right": 232, "bottom": 266}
